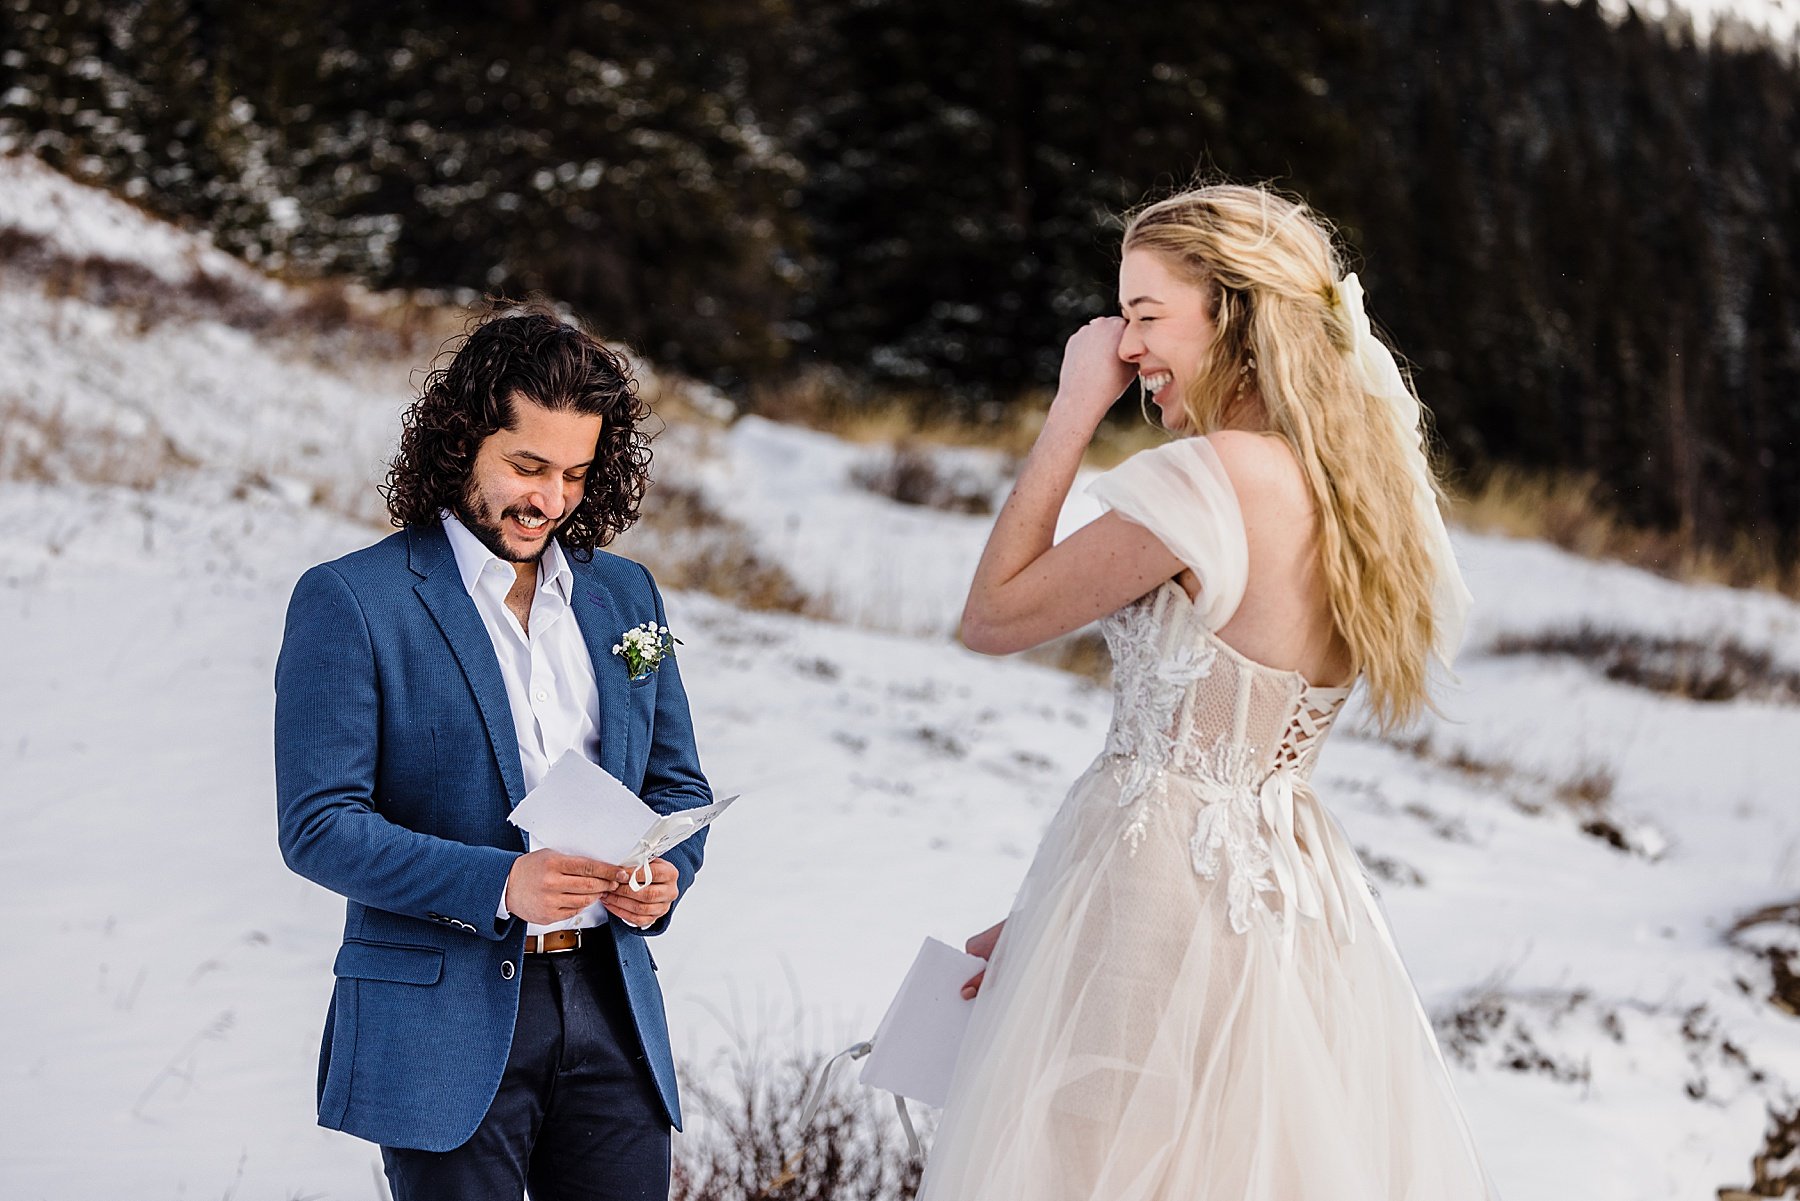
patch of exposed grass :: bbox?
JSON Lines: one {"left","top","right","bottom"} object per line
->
{"left": 744, "top": 368, "right": 1166, "bottom": 467}
{"left": 0, "top": 224, "right": 442, "bottom": 361}
{"left": 1355, "top": 845, "right": 1427, "bottom": 887}
{"left": 1493, "top": 625, "right": 1800, "bottom": 705}
{"left": 619, "top": 481, "right": 816, "bottom": 616}
{"left": 1718, "top": 1104, "right": 1800, "bottom": 1200}
{"left": 1019, "top": 628, "right": 1113, "bottom": 686}
{"left": 849, "top": 442, "right": 1005, "bottom": 515}
{"left": 0, "top": 390, "right": 393, "bottom": 530}
{"left": 1381, "top": 733, "right": 1647, "bottom": 855}
{"left": 1727, "top": 899, "right": 1800, "bottom": 1020}
{"left": 0, "top": 394, "right": 198, "bottom": 489}
{"left": 1434, "top": 989, "right": 1596, "bottom": 1087}
{"left": 1453, "top": 464, "right": 1796, "bottom": 595}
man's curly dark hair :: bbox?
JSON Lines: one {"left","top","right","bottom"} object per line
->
{"left": 382, "top": 301, "right": 651, "bottom": 555}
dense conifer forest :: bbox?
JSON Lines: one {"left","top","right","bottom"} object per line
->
{"left": 3, "top": 0, "right": 1797, "bottom": 562}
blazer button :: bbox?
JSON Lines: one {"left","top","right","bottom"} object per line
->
{"left": 500, "top": 960, "right": 516, "bottom": 980}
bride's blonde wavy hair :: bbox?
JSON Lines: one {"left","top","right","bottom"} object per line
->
{"left": 1123, "top": 182, "right": 1444, "bottom": 729}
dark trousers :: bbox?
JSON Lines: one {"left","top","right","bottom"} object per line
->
{"left": 382, "top": 945, "right": 671, "bottom": 1201}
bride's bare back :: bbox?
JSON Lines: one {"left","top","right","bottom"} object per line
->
{"left": 1201, "top": 430, "right": 1355, "bottom": 689}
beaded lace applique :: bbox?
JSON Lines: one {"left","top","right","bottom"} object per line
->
{"left": 1098, "top": 584, "right": 1350, "bottom": 934}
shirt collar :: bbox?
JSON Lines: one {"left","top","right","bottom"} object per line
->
{"left": 441, "top": 512, "right": 574, "bottom": 603}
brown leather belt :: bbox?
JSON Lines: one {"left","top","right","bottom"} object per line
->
{"left": 522, "top": 928, "right": 591, "bottom": 954}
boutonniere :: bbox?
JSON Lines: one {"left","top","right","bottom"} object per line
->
{"left": 613, "top": 621, "right": 681, "bottom": 681}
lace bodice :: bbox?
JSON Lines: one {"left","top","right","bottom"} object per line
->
{"left": 1082, "top": 435, "right": 1364, "bottom": 945}
{"left": 1098, "top": 580, "right": 1354, "bottom": 935}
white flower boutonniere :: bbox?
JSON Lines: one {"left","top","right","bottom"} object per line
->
{"left": 613, "top": 621, "right": 680, "bottom": 682}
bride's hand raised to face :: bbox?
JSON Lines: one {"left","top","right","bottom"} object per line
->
{"left": 1049, "top": 316, "right": 1135, "bottom": 431}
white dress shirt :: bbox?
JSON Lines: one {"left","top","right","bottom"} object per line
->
{"left": 443, "top": 513, "right": 609, "bottom": 933}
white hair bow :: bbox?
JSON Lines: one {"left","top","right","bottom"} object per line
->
{"left": 1334, "top": 273, "right": 1473, "bottom": 674}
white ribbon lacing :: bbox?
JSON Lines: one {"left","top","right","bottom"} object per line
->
{"left": 1254, "top": 760, "right": 1474, "bottom": 1138}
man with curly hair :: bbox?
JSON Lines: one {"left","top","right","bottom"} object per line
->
{"left": 274, "top": 303, "right": 712, "bottom": 1200}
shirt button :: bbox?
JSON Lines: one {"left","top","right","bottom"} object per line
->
{"left": 501, "top": 961, "right": 516, "bottom": 980}
{"left": 535, "top": 690, "right": 548, "bottom": 702}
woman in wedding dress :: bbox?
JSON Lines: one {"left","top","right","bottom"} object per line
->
{"left": 917, "top": 183, "right": 1502, "bottom": 1200}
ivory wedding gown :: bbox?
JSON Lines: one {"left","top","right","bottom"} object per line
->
{"left": 917, "top": 437, "right": 1501, "bottom": 1201}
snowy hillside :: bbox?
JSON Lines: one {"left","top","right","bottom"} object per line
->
{"left": 1601, "top": 0, "right": 1800, "bottom": 44}
{"left": 2, "top": 153, "right": 1798, "bottom": 1200}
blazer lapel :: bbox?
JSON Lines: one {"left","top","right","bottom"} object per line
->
{"left": 408, "top": 525, "right": 529, "bottom": 805}
{"left": 570, "top": 565, "right": 631, "bottom": 781}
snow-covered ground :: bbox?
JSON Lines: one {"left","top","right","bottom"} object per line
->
{"left": 1599, "top": 0, "right": 1800, "bottom": 45}
{"left": 3, "top": 152, "right": 1798, "bottom": 1199}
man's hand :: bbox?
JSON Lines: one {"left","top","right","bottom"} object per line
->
{"left": 961, "top": 918, "right": 1007, "bottom": 999}
{"left": 504, "top": 849, "right": 620, "bottom": 925}
{"left": 601, "top": 858, "right": 680, "bottom": 928}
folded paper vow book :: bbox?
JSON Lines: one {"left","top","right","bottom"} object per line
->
{"left": 507, "top": 750, "right": 736, "bottom": 889}
{"left": 859, "top": 936, "right": 988, "bottom": 1108}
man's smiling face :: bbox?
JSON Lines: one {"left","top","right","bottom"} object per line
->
{"left": 455, "top": 392, "right": 605, "bottom": 563}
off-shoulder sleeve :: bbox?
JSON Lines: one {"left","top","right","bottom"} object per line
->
{"left": 1085, "top": 436, "right": 1249, "bottom": 630}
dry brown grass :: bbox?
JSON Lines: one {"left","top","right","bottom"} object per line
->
{"left": 618, "top": 480, "right": 817, "bottom": 617}
{"left": 1452, "top": 465, "right": 1797, "bottom": 595}
{"left": 1492, "top": 626, "right": 1800, "bottom": 705}
{"left": 1717, "top": 1103, "right": 1800, "bottom": 1199}
{"left": 673, "top": 1044, "right": 923, "bottom": 1201}
{"left": 746, "top": 369, "right": 1166, "bottom": 466}
{"left": 0, "top": 224, "right": 443, "bottom": 363}
{"left": 1020, "top": 628, "right": 1114, "bottom": 685}
{"left": 756, "top": 382, "right": 1800, "bottom": 600}
{"left": 1433, "top": 989, "right": 1595, "bottom": 1087}
{"left": 1725, "top": 896, "right": 1800, "bottom": 1029}
{"left": 1381, "top": 732, "right": 1642, "bottom": 853}
{"left": 0, "top": 393, "right": 199, "bottom": 489}
{"left": 849, "top": 442, "right": 1008, "bottom": 515}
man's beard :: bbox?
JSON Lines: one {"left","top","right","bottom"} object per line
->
{"left": 454, "top": 479, "right": 561, "bottom": 564}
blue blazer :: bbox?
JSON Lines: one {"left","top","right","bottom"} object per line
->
{"left": 274, "top": 523, "right": 711, "bottom": 1152}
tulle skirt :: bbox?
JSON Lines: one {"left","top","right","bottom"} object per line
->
{"left": 916, "top": 758, "right": 1502, "bottom": 1201}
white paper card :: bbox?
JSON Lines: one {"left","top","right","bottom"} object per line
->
{"left": 507, "top": 750, "right": 739, "bottom": 873}
{"left": 506, "top": 750, "right": 659, "bottom": 864}
{"left": 859, "top": 937, "right": 987, "bottom": 1108}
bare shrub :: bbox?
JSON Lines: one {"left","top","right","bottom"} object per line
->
{"left": 621, "top": 481, "right": 815, "bottom": 615}
{"left": 1717, "top": 1103, "right": 1800, "bottom": 1200}
{"left": 745, "top": 365, "right": 860, "bottom": 432}
{"left": 1382, "top": 734, "right": 1648, "bottom": 856}
{"left": 1355, "top": 846, "right": 1426, "bottom": 887}
{"left": 850, "top": 442, "right": 1000, "bottom": 515}
{"left": 1548, "top": 761, "right": 1627, "bottom": 848}
{"left": 265, "top": 281, "right": 447, "bottom": 363}
{"left": 1727, "top": 899, "right": 1800, "bottom": 1020}
{"left": 674, "top": 1048, "right": 923, "bottom": 1201}
{"left": 1434, "top": 989, "right": 1593, "bottom": 1086}
{"left": 1493, "top": 625, "right": 1800, "bottom": 704}
{"left": 1554, "top": 762, "right": 1617, "bottom": 809}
